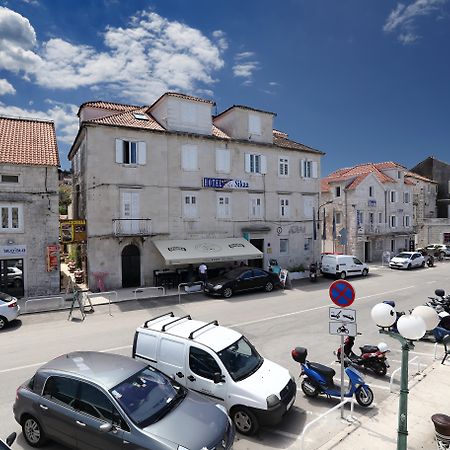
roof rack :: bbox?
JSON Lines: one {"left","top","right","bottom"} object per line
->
{"left": 143, "top": 312, "right": 174, "bottom": 328}
{"left": 189, "top": 320, "right": 219, "bottom": 339}
{"left": 162, "top": 315, "right": 192, "bottom": 332}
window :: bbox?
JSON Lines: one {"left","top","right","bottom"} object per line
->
{"left": 245, "top": 153, "right": 266, "bottom": 174}
{"left": 77, "top": 382, "right": 116, "bottom": 422}
{"left": 335, "top": 186, "right": 341, "bottom": 198}
{"left": 304, "top": 237, "right": 312, "bottom": 252}
{"left": 353, "top": 258, "right": 363, "bottom": 265}
{"left": 115, "top": 139, "right": 146, "bottom": 165}
{"left": 0, "top": 204, "right": 23, "bottom": 232}
{"left": 397, "top": 171, "right": 402, "bottom": 179}
{"left": 43, "top": 376, "right": 78, "bottom": 407}
{"left": 215, "top": 148, "right": 230, "bottom": 173}
{"left": 378, "top": 212, "right": 383, "bottom": 224}
{"left": 390, "top": 215, "right": 397, "bottom": 228}
{"left": 249, "top": 195, "right": 263, "bottom": 219}
{"left": 357, "top": 210, "right": 364, "bottom": 226}
{"left": 369, "top": 186, "right": 374, "bottom": 197}
{"left": 404, "top": 192, "right": 410, "bottom": 203}
{"left": 391, "top": 239, "right": 395, "bottom": 252}
{"left": 120, "top": 191, "right": 140, "bottom": 234}
{"left": 189, "top": 347, "right": 222, "bottom": 381}
{"left": 369, "top": 212, "right": 374, "bottom": 224}
{"left": 280, "top": 239, "right": 289, "bottom": 254}
{"left": 217, "top": 194, "right": 231, "bottom": 219}
{"left": 404, "top": 215, "right": 410, "bottom": 227}
{"left": 279, "top": 197, "right": 290, "bottom": 218}
{"left": 335, "top": 212, "right": 342, "bottom": 224}
{"left": 278, "top": 157, "right": 289, "bottom": 176}
{"left": 303, "top": 195, "right": 314, "bottom": 219}
{"left": 248, "top": 114, "right": 262, "bottom": 136}
{"left": 181, "top": 144, "right": 198, "bottom": 171}
{"left": 390, "top": 190, "right": 397, "bottom": 203}
{"left": 300, "top": 160, "right": 318, "bottom": 178}
{"left": 1, "top": 175, "right": 19, "bottom": 183}
{"left": 183, "top": 193, "right": 197, "bottom": 219}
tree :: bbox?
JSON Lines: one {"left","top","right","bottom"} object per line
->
{"left": 59, "top": 184, "right": 72, "bottom": 215}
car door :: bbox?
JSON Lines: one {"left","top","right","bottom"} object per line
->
{"left": 72, "top": 381, "right": 125, "bottom": 450}
{"left": 411, "top": 253, "right": 421, "bottom": 267}
{"left": 235, "top": 270, "right": 254, "bottom": 292}
{"left": 252, "top": 268, "right": 270, "bottom": 289}
{"left": 39, "top": 375, "right": 79, "bottom": 448}
{"left": 352, "top": 258, "right": 364, "bottom": 275}
{"left": 185, "top": 345, "right": 228, "bottom": 405}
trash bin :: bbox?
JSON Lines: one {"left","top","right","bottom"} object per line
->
{"left": 431, "top": 414, "right": 450, "bottom": 449}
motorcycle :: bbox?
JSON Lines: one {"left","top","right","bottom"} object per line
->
{"left": 291, "top": 346, "right": 374, "bottom": 407}
{"left": 309, "top": 262, "right": 318, "bottom": 282}
{"left": 336, "top": 334, "right": 390, "bottom": 376}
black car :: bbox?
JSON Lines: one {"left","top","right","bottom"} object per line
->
{"left": 203, "top": 267, "right": 281, "bottom": 298}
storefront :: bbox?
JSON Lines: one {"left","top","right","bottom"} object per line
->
{"left": 0, "top": 245, "right": 26, "bottom": 297}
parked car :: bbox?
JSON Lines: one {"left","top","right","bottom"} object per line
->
{"left": 7, "top": 267, "right": 23, "bottom": 287}
{"left": 13, "top": 351, "right": 234, "bottom": 450}
{"left": 389, "top": 251, "right": 425, "bottom": 270}
{"left": 203, "top": 266, "right": 282, "bottom": 298}
{"left": 424, "top": 244, "right": 450, "bottom": 259}
{"left": 320, "top": 254, "right": 369, "bottom": 279}
{"left": 0, "top": 292, "right": 20, "bottom": 330}
{"left": 0, "top": 433, "right": 16, "bottom": 450}
{"left": 133, "top": 312, "right": 296, "bottom": 435}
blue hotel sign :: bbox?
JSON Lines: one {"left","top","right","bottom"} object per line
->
{"left": 203, "top": 177, "right": 249, "bottom": 189}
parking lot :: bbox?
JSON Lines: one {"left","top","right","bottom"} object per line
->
{"left": 1, "top": 260, "right": 449, "bottom": 449}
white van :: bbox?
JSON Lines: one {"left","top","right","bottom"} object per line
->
{"left": 321, "top": 254, "right": 369, "bottom": 279}
{"left": 132, "top": 312, "right": 296, "bottom": 435}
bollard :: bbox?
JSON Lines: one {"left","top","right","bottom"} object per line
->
{"left": 431, "top": 414, "right": 450, "bottom": 449}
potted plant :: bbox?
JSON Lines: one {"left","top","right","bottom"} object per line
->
{"left": 287, "top": 264, "right": 308, "bottom": 280}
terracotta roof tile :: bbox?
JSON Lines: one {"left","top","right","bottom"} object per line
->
{"left": 404, "top": 170, "right": 437, "bottom": 184}
{"left": 212, "top": 125, "right": 230, "bottom": 139}
{"left": 77, "top": 101, "right": 141, "bottom": 117}
{"left": 0, "top": 116, "right": 59, "bottom": 167}
{"left": 273, "top": 131, "right": 324, "bottom": 155}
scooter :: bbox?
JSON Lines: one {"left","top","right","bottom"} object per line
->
{"left": 309, "top": 262, "right": 318, "bottom": 282}
{"left": 336, "top": 334, "right": 390, "bottom": 376}
{"left": 291, "top": 347, "right": 374, "bottom": 407}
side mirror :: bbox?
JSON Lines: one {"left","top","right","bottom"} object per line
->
{"left": 6, "top": 432, "right": 17, "bottom": 446}
{"left": 99, "top": 423, "right": 113, "bottom": 433}
{"left": 213, "top": 372, "right": 224, "bottom": 384}
{"left": 435, "top": 289, "right": 445, "bottom": 298}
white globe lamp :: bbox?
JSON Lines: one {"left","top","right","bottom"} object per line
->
{"left": 411, "top": 305, "right": 440, "bottom": 331}
{"left": 371, "top": 303, "right": 396, "bottom": 327}
{"left": 396, "top": 315, "right": 426, "bottom": 340}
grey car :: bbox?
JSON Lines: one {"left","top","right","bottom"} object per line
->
{"left": 13, "top": 351, "right": 234, "bottom": 450}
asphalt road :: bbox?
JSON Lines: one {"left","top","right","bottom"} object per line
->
{"left": 1, "top": 261, "right": 448, "bottom": 450}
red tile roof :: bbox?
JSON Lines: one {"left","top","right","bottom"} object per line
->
{"left": 0, "top": 116, "right": 59, "bottom": 167}
{"left": 404, "top": 170, "right": 437, "bottom": 184}
{"left": 77, "top": 101, "right": 141, "bottom": 117}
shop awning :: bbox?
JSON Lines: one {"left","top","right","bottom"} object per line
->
{"left": 153, "top": 238, "right": 263, "bottom": 265}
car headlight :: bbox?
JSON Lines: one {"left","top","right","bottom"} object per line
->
{"left": 266, "top": 394, "right": 281, "bottom": 408}
{"left": 213, "top": 284, "right": 222, "bottom": 290}
{"left": 215, "top": 403, "right": 228, "bottom": 415}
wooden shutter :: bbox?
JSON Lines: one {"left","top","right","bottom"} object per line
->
{"left": 115, "top": 139, "right": 123, "bottom": 163}
{"left": 138, "top": 142, "right": 146, "bottom": 165}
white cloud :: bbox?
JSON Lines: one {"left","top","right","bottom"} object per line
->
{"left": 0, "top": 7, "right": 226, "bottom": 103}
{"left": 0, "top": 79, "right": 16, "bottom": 95}
{"left": 383, "top": 0, "right": 447, "bottom": 44}
{"left": 232, "top": 51, "right": 259, "bottom": 83}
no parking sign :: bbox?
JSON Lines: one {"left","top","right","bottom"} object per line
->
{"left": 329, "top": 280, "right": 355, "bottom": 308}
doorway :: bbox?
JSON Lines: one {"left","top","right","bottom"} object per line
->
{"left": 249, "top": 239, "right": 264, "bottom": 268}
{"left": 121, "top": 244, "right": 140, "bottom": 288}
{"left": 0, "top": 259, "right": 24, "bottom": 298}
{"left": 364, "top": 241, "right": 371, "bottom": 263}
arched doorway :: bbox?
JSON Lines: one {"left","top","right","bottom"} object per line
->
{"left": 121, "top": 244, "right": 140, "bottom": 288}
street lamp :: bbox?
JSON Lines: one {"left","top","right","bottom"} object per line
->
{"left": 371, "top": 303, "right": 439, "bottom": 450}
{"left": 317, "top": 200, "right": 333, "bottom": 253}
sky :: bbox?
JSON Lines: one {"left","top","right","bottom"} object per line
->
{"left": 0, "top": 0, "right": 449, "bottom": 174}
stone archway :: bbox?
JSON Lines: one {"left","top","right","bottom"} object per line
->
{"left": 121, "top": 244, "right": 140, "bottom": 288}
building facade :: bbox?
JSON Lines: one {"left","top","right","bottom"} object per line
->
{"left": 69, "top": 93, "right": 324, "bottom": 290}
{"left": 321, "top": 162, "right": 415, "bottom": 262}
{"left": 0, "top": 116, "right": 60, "bottom": 297}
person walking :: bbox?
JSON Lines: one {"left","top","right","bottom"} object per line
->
{"left": 198, "top": 263, "right": 208, "bottom": 284}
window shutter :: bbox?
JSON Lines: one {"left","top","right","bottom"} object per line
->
{"left": 260, "top": 155, "right": 267, "bottom": 174}
{"left": 138, "top": 142, "right": 146, "bottom": 165}
{"left": 300, "top": 159, "right": 305, "bottom": 177}
{"left": 312, "top": 161, "right": 318, "bottom": 178}
{"left": 216, "top": 149, "right": 230, "bottom": 173}
{"left": 244, "top": 154, "right": 251, "bottom": 173}
{"left": 115, "top": 139, "right": 123, "bottom": 163}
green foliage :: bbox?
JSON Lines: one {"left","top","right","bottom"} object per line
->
{"left": 288, "top": 264, "right": 306, "bottom": 272}
{"left": 59, "top": 184, "right": 72, "bottom": 215}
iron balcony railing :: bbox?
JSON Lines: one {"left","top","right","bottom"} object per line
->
{"left": 112, "top": 218, "right": 152, "bottom": 236}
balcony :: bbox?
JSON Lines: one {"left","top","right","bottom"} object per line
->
{"left": 112, "top": 218, "right": 152, "bottom": 237}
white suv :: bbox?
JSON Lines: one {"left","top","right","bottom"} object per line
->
{"left": 424, "top": 244, "right": 450, "bottom": 259}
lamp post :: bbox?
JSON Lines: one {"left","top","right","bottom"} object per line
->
{"left": 371, "top": 303, "right": 439, "bottom": 450}
{"left": 317, "top": 200, "right": 333, "bottom": 253}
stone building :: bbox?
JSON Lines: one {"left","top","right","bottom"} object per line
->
{"left": 68, "top": 93, "right": 325, "bottom": 290}
{"left": 321, "top": 162, "right": 415, "bottom": 262}
{"left": 0, "top": 116, "right": 60, "bottom": 297}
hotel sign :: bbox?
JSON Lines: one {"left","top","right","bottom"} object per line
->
{"left": 203, "top": 177, "right": 249, "bottom": 189}
{"left": 0, "top": 245, "right": 26, "bottom": 257}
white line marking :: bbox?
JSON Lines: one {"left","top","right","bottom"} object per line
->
{"left": 426, "top": 281, "right": 437, "bottom": 284}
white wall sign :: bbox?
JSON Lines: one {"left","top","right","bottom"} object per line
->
{"left": 0, "top": 245, "right": 27, "bottom": 257}
{"left": 329, "top": 321, "right": 357, "bottom": 336}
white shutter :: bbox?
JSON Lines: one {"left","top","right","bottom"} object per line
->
{"left": 245, "top": 153, "right": 251, "bottom": 173}
{"left": 115, "top": 139, "right": 123, "bottom": 163}
{"left": 138, "top": 142, "right": 146, "bottom": 165}
{"left": 216, "top": 148, "right": 230, "bottom": 173}
{"left": 182, "top": 145, "right": 198, "bottom": 171}
{"left": 260, "top": 155, "right": 267, "bottom": 174}
{"left": 300, "top": 159, "right": 305, "bottom": 177}
{"left": 312, "top": 161, "right": 318, "bottom": 178}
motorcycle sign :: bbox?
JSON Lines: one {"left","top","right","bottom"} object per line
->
{"left": 329, "top": 321, "right": 357, "bottom": 336}
{"left": 329, "top": 307, "right": 356, "bottom": 323}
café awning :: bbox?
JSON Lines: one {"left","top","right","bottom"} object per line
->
{"left": 153, "top": 237, "right": 263, "bottom": 266}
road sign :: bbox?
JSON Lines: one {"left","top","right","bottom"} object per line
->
{"left": 329, "top": 280, "right": 355, "bottom": 308}
{"left": 329, "top": 321, "right": 357, "bottom": 336}
{"left": 329, "top": 307, "right": 356, "bottom": 323}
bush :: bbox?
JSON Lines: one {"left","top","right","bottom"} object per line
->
{"left": 288, "top": 264, "right": 306, "bottom": 272}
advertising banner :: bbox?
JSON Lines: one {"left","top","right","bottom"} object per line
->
{"left": 60, "top": 220, "right": 87, "bottom": 243}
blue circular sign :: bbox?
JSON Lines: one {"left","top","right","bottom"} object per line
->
{"left": 329, "top": 280, "right": 355, "bottom": 307}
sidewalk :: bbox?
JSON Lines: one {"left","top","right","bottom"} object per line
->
{"left": 320, "top": 360, "right": 450, "bottom": 450}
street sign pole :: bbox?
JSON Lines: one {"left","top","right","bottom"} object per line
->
{"left": 340, "top": 334, "right": 345, "bottom": 419}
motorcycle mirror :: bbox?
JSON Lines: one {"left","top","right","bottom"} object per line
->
{"left": 435, "top": 289, "right": 445, "bottom": 298}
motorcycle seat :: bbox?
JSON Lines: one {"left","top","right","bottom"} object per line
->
{"left": 309, "top": 362, "right": 336, "bottom": 378}
{"left": 360, "top": 345, "right": 379, "bottom": 354}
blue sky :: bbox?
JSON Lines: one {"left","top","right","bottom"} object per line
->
{"left": 0, "top": 0, "right": 449, "bottom": 173}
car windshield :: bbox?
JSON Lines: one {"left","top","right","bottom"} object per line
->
{"left": 395, "top": 253, "right": 411, "bottom": 259}
{"left": 217, "top": 336, "right": 263, "bottom": 382}
{"left": 110, "top": 367, "right": 186, "bottom": 428}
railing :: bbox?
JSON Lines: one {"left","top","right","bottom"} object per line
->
{"left": 112, "top": 218, "right": 152, "bottom": 236}
{"left": 177, "top": 282, "right": 204, "bottom": 304}
{"left": 25, "top": 296, "right": 65, "bottom": 313}
{"left": 389, "top": 355, "right": 422, "bottom": 393}
{"left": 133, "top": 287, "right": 166, "bottom": 299}
{"left": 363, "top": 224, "right": 387, "bottom": 234}
{"left": 299, "top": 398, "right": 356, "bottom": 449}
{"left": 86, "top": 291, "right": 117, "bottom": 316}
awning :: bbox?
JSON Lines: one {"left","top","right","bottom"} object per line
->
{"left": 153, "top": 238, "right": 263, "bottom": 265}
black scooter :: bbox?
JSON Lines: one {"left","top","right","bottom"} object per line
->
{"left": 309, "top": 262, "right": 318, "bottom": 282}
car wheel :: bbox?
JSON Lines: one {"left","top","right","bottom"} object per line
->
{"left": 421, "top": 260, "right": 426, "bottom": 268}
{"left": 22, "top": 415, "right": 47, "bottom": 447}
{"left": 0, "top": 316, "right": 7, "bottom": 330}
{"left": 231, "top": 406, "right": 259, "bottom": 436}
{"left": 339, "top": 271, "right": 346, "bottom": 279}
{"left": 407, "top": 263, "right": 412, "bottom": 270}
{"left": 362, "top": 269, "right": 368, "bottom": 277}
{"left": 439, "top": 252, "right": 445, "bottom": 261}
{"left": 264, "top": 281, "right": 274, "bottom": 292}
{"left": 223, "top": 287, "right": 233, "bottom": 298}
